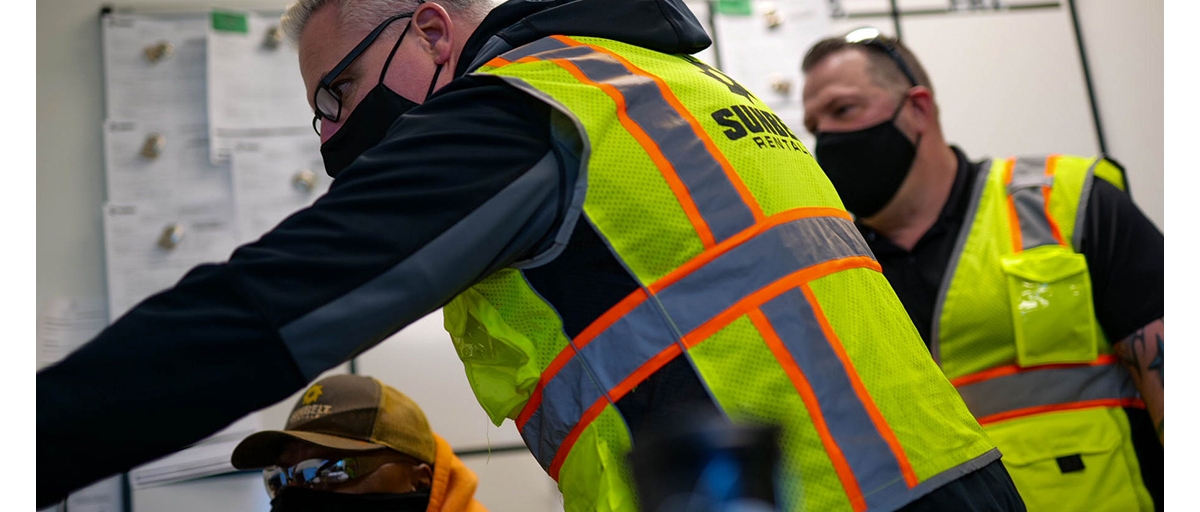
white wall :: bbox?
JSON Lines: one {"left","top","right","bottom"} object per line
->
{"left": 1074, "top": 0, "right": 1163, "bottom": 229}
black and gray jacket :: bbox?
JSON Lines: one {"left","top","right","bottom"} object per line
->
{"left": 37, "top": 0, "right": 710, "bottom": 505}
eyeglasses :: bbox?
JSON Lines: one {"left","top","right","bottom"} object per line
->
{"left": 262, "top": 453, "right": 399, "bottom": 498}
{"left": 311, "top": 2, "right": 424, "bottom": 135}
{"left": 843, "top": 27, "right": 920, "bottom": 88}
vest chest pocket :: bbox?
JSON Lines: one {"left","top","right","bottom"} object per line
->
{"left": 999, "top": 245, "right": 1099, "bottom": 367}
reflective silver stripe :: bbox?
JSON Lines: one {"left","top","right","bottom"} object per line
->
{"left": 519, "top": 215, "right": 871, "bottom": 471}
{"left": 763, "top": 291, "right": 1004, "bottom": 510}
{"left": 760, "top": 289, "right": 908, "bottom": 511}
{"left": 1006, "top": 168, "right": 1053, "bottom": 192}
{"left": 1009, "top": 156, "right": 1061, "bottom": 250}
{"left": 500, "top": 39, "right": 759, "bottom": 245}
{"left": 649, "top": 216, "right": 869, "bottom": 335}
{"left": 899, "top": 448, "right": 1002, "bottom": 508}
{"left": 1072, "top": 157, "right": 1102, "bottom": 250}
{"left": 930, "top": 160, "right": 990, "bottom": 364}
{"left": 519, "top": 356, "right": 608, "bottom": 469}
{"left": 955, "top": 363, "right": 1139, "bottom": 421}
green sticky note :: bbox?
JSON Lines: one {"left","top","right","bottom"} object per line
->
{"left": 211, "top": 10, "right": 249, "bottom": 33}
{"left": 715, "top": 0, "right": 753, "bottom": 16}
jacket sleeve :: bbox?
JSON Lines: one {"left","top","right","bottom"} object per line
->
{"left": 36, "top": 75, "right": 564, "bottom": 507}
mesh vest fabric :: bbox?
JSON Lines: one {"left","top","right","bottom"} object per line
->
{"left": 933, "top": 154, "right": 1153, "bottom": 510}
{"left": 444, "top": 35, "right": 996, "bottom": 512}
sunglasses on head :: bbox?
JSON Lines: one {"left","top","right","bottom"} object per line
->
{"left": 843, "top": 27, "right": 920, "bottom": 88}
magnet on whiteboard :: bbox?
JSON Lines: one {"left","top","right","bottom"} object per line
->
{"left": 263, "top": 25, "right": 283, "bottom": 49}
{"left": 769, "top": 75, "right": 793, "bottom": 96}
{"left": 292, "top": 169, "right": 317, "bottom": 193}
{"left": 141, "top": 134, "right": 166, "bottom": 159}
{"left": 764, "top": 9, "right": 783, "bottom": 30}
{"left": 158, "top": 223, "right": 185, "bottom": 249}
{"left": 143, "top": 41, "right": 174, "bottom": 63}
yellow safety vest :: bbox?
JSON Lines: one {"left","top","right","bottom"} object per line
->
{"left": 445, "top": 35, "right": 997, "bottom": 512}
{"left": 933, "top": 154, "right": 1154, "bottom": 510}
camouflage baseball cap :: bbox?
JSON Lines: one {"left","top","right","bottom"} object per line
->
{"left": 231, "top": 374, "right": 436, "bottom": 469}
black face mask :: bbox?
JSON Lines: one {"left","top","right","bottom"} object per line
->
{"left": 814, "top": 97, "right": 919, "bottom": 218}
{"left": 319, "top": 21, "right": 444, "bottom": 179}
{"left": 269, "top": 486, "right": 431, "bottom": 512}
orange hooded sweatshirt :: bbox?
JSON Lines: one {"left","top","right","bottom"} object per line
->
{"left": 426, "top": 434, "right": 488, "bottom": 512}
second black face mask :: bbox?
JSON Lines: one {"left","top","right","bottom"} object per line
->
{"left": 814, "top": 99, "right": 918, "bottom": 218}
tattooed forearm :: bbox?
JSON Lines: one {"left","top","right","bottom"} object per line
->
{"left": 1148, "top": 333, "right": 1163, "bottom": 382}
{"left": 1116, "top": 328, "right": 1145, "bottom": 379}
{"left": 1115, "top": 319, "right": 1164, "bottom": 445}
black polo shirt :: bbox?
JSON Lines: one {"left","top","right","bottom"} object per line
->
{"left": 858, "top": 146, "right": 1164, "bottom": 510}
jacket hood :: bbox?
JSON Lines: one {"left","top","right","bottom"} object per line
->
{"left": 456, "top": 0, "right": 712, "bottom": 77}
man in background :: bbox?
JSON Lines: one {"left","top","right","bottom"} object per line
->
{"left": 231, "top": 374, "right": 486, "bottom": 512}
{"left": 800, "top": 29, "right": 1163, "bottom": 510}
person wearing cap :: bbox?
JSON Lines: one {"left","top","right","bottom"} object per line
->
{"left": 799, "top": 30, "right": 1163, "bottom": 511}
{"left": 232, "top": 374, "right": 486, "bottom": 512}
{"left": 38, "top": 0, "right": 1023, "bottom": 510}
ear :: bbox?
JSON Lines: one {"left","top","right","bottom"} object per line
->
{"left": 411, "top": 3, "right": 454, "bottom": 66}
{"left": 905, "top": 85, "right": 936, "bottom": 134}
{"left": 413, "top": 463, "right": 434, "bottom": 491}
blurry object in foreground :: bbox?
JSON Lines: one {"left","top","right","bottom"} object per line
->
{"left": 629, "top": 412, "right": 781, "bottom": 512}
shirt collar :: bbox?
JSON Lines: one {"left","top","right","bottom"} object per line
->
{"left": 941, "top": 145, "right": 978, "bottom": 225}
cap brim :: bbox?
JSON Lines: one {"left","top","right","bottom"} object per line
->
{"left": 231, "top": 430, "right": 386, "bottom": 470}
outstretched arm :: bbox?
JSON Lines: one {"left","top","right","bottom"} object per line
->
{"left": 36, "top": 77, "right": 563, "bottom": 507}
{"left": 1113, "top": 319, "right": 1164, "bottom": 443}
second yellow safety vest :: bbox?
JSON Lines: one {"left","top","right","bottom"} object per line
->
{"left": 934, "top": 154, "right": 1154, "bottom": 510}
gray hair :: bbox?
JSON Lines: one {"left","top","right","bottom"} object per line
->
{"left": 281, "top": 0, "right": 495, "bottom": 45}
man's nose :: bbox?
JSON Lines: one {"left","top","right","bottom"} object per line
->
{"left": 809, "top": 117, "right": 830, "bottom": 136}
{"left": 320, "top": 118, "right": 341, "bottom": 144}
